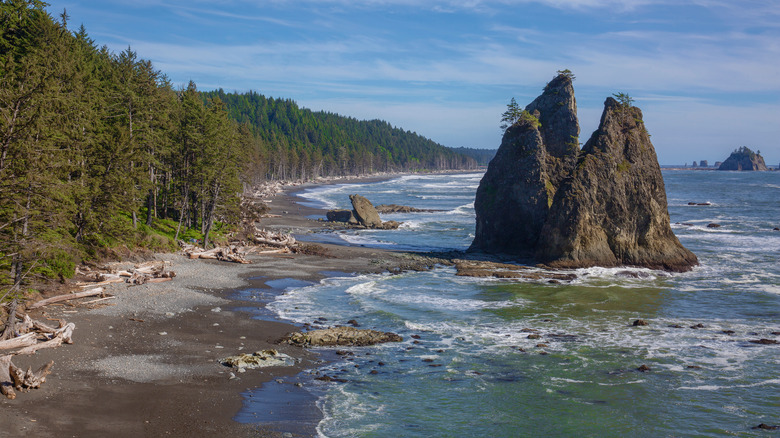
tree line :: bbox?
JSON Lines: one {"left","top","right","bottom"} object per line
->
{"left": 0, "top": 1, "right": 476, "bottom": 297}
{"left": 202, "top": 89, "right": 478, "bottom": 185}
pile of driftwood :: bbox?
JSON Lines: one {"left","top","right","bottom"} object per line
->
{"left": 0, "top": 300, "right": 75, "bottom": 399}
{"left": 181, "top": 229, "right": 298, "bottom": 263}
{"left": 249, "top": 228, "right": 296, "bottom": 248}
{"left": 181, "top": 244, "right": 253, "bottom": 264}
{"left": 77, "top": 261, "right": 175, "bottom": 286}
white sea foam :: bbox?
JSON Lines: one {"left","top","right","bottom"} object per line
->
{"left": 445, "top": 202, "right": 475, "bottom": 215}
{"left": 676, "top": 379, "right": 780, "bottom": 391}
{"left": 345, "top": 281, "right": 383, "bottom": 296}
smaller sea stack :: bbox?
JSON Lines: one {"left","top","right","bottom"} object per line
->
{"left": 717, "top": 147, "right": 768, "bottom": 171}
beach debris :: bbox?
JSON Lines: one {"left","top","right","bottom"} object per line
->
{"left": 181, "top": 244, "right": 253, "bottom": 263}
{"left": 454, "top": 260, "right": 577, "bottom": 282}
{"left": 0, "top": 355, "right": 54, "bottom": 399}
{"left": 220, "top": 349, "right": 294, "bottom": 372}
{"left": 250, "top": 228, "right": 297, "bottom": 249}
{"left": 74, "top": 261, "right": 175, "bottom": 288}
{"left": 27, "top": 287, "right": 107, "bottom": 310}
{"left": 180, "top": 229, "right": 298, "bottom": 263}
{"left": 0, "top": 301, "right": 76, "bottom": 399}
{"left": 281, "top": 326, "right": 403, "bottom": 347}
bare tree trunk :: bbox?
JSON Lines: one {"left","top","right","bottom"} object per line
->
{"left": 174, "top": 184, "right": 189, "bottom": 242}
{"left": 202, "top": 183, "right": 221, "bottom": 249}
{"left": 145, "top": 188, "right": 154, "bottom": 227}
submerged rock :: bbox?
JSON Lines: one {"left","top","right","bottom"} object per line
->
{"left": 752, "top": 424, "right": 780, "bottom": 430}
{"left": 281, "top": 326, "right": 403, "bottom": 347}
{"left": 471, "top": 74, "right": 697, "bottom": 272}
{"left": 454, "top": 259, "right": 576, "bottom": 282}
{"left": 326, "top": 209, "right": 358, "bottom": 224}
{"left": 375, "top": 204, "right": 442, "bottom": 213}
{"left": 749, "top": 339, "right": 778, "bottom": 345}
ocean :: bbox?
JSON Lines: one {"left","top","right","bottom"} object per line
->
{"left": 265, "top": 170, "right": 779, "bottom": 437}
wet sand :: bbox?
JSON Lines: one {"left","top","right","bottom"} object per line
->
{"left": 0, "top": 175, "right": 440, "bottom": 437}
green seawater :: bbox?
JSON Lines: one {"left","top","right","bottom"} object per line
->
{"left": 255, "top": 171, "right": 779, "bottom": 437}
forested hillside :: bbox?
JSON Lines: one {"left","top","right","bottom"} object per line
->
{"left": 201, "top": 90, "right": 477, "bottom": 184}
{"left": 0, "top": 2, "right": 474, "bottom": 296}
{"left": 449, "top": 147, "right": 496, "bottom": 166}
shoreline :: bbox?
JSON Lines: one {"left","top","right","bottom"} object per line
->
{"left": 0, "top": 174, "right": 443, "bottom": 437}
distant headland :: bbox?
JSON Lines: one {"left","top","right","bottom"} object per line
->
{"left": 667, "top": 146, "right": 774, "bottom": 171}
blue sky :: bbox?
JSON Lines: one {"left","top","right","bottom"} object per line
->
{"left": 49, "top": 0, "right": 779, "bottom": 165}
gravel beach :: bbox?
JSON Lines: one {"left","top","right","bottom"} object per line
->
{"left": 0, "top": 175, "right": 442, "bottom": 437}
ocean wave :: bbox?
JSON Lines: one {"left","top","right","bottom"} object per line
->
{"left": 445, "top": 202, "right": 475, "bottom": 215}
{"left": 676, "top": 379, "right": 780, "bottom": 391}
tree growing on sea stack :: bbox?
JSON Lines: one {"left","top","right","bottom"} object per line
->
{"left": 470, "top": 72, "right": 698, "bottom": 272}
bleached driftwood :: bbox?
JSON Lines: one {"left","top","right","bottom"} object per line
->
{"left": 251, "top": 228, "right": 296, "bottom": 248}
{"left": 27, "top": 287, "right": 105, "bottom": 310}
{"left": 11, "top": 360, "right": 54, "bottom": 392}
{"left": 0, "top": 333, "right": 37, "bottom": 351}
{"left": 13, "top": 330, "right": 70, "bottom": 355}
{"left": 126, "top": 262, "right": 176, "bottom": 285}
{"left": 0, "top": 355, "right": 54, "bottom": 399}
{"left": 182, "top": 245, "right": 251, "bottom": 264}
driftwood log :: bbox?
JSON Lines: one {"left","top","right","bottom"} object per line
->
{"left": 0, "top": 332, "right": 37, "bottom": 351}
{"left": 0, "top": 355, "right": 54, "bottom": 399}
{"left": 27, "top": 287, "right": 105, "bottom": 310}
{"left": 0, "top": 308, "right": 72, "bottom": 399}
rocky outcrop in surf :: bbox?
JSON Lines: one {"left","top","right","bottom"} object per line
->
{"left": 470, "top": 74, "right": 698, "bottom": 272}
{"left": 717, "top": 147, "right": 768, "bottom": 171}
{"left": 281, "top": 326, "right": 403, "bottom": 347}
{"left": 326, "top": 194, "right": 400, "bottom": 229}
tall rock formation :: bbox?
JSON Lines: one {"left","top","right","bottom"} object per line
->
{"left": 536, "top": 97, "right": 698, "bottom": 271}
{"left": 470, "top": 75, "right": 698, "bottom": 272}
{"left": 717, "top": 147, "right": 768, "bottom": 171}
{"left": 471, "top": 74, "right": 579, "bottom": 256}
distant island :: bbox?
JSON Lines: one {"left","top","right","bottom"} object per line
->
{"left": 717, "top": 146, "right": 768, "bottom": 171}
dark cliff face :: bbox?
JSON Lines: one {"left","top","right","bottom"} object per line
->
{"left": 471, "top": 80, "right": 698, "bottom": 272}
{"left": 470, "top": 74, "right": 578, "bottom": 256}
{"left": 537, "top": 98, "right": 698, "bottom": 271}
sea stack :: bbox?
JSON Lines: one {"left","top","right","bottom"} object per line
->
{"left": 471, "top": 73, "right": 579, "bottom": 257}
{"left": 717, "top": 147, "right": 768, "bottom": 171}
{"left": 470, "top": 74, "right": 698, "bottom": 272}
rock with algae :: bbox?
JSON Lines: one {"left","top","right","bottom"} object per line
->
{"left": 220, "top": 349, "right": 294, "bottom": 373}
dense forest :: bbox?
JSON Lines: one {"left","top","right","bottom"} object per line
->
{"left": 201, "top": 90, "right": 477, "bottom": 184}
{"left": 449, "top": 147, "right": 496, "bottom": 166}
{"left": 0, "top": 2, "right": 475, "bottom": 298}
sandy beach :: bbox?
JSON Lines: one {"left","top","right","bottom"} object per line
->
{"left": 0, "top": 175, "right": 442, "bottom": 437}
